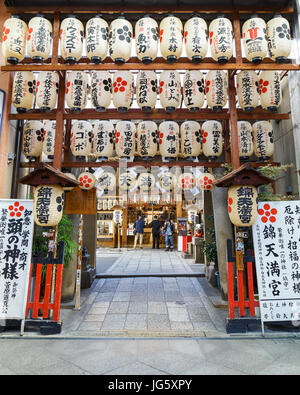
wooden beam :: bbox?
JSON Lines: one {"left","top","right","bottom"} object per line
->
{"left": 53, "top": 71, "right": 66, "bottom": 169}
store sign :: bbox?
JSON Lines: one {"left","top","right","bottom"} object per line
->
{"left": 0, "top": 199, "right": 34, "bottom": 320}
{"left": 113, "top": 210, "right": 123, "bottom": 224}
{"left": 253, "top": 201, "right": 300, "bottom": 325}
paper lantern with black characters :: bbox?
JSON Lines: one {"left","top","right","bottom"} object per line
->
{"left": 60, "top": 15, "right": 84, "bottom": 63}
{"left": 65, "top": 71, "right": 88, "bottom": 112}
{"left": 78, "top": 171, "right": 96, "bottom": 190}
{"left": 70, "top": 120, "right": 93, "bottom": 159}
{"left": 267, "top": 14, "right": 291, "bottom": 63}
{"left": 86, "top": 15, "right": 109, "bottom": 64}
{"left": 242, "top": 15, "right": 268, "bottom": 63}
{"left": 92, "top": 120, "right": 114, "bottom": 161}
{"left": 109, "top": 16, "right": 132, "bottom": 63}
{"left": 112, "top": 71, "right": 134, "bottom": 112}
{"left": 184, "top": 16, "right": 208, "bottom": 63}
{"left": 137, "top": 121, "right": 158, "bottom": 159}
{"left": 177, "top": 172, "right": 196, "bottom": 191}
{"left": 12, "top": 71, "right": 35, "bottom": 113}
{"left": 198, "top": 171, "right": 215, "bottom": 191}
{"left": 36, "top": 71, "right": 59, "bottom": 112}
{"left": 136, "top": 70, "right": 157, "bottom": 113}
{"left": 138, "top": 172, "right": 156, "bottom": 192}
{"left": 183, "top": 70, "right": 205, "bottom": 112}
{"left": 115, "top": 121, "right": 136, "bottom": 159}
{"left": 228, "top": 185, "right": 258, "bottom": 227}
{"left": 238, "top": 121, "right": 254, "bottom": 160}
{"left": 135, "top": 15, "right": 158, "bottom": 63}
{"left": 159, "top": 70, "right": 181, "bottom": 113}
{"left": 205, "top": 70, "right": 227, "bottom": 111}
{"left": 42, "top": 120, "right": 56, "bottom": 159}
{"left": 159, "top": 121, "right": 179, "bottom": 161}
{"left": 159, "top": 171, "right": 176, "bottom": 192}
{"left": 252, "top": 121, "right": 274, "bottom": 160}
{"left": 259, "top": 71, "right": 281, "bottom": 112}
{"left": 119, "top": 170, "right": 137, "bottom": 191}
{"left": 22, "top": 120, "right": 44, "bottom": 161}
{"left": 209, "top": 16, "right": 233, "bottom": 64}
{"left": 33, "top": 185, "right": 64, "bottom": 227}
{"left": 237, "top": 70, "right": 260, "bottom": 111}
{"left": 202, "top": 120, "right": 223, "bottom": 159}
{"left": 2, "top": 15, "right": 27, "bottom": 64}
{"left": 180, "top": 121, "right": 202, "bottom": 160}
{"left": 91, "top": 71, "right": 112, "bottom": 112}
{"left": 160, "top": 15, "right": 183, "bottom": 63}
{"left": 98, "top": 172, "right": 116, "bottom": 192}
{"left": 27, "top": 14, "right": 52, "bottom": 63}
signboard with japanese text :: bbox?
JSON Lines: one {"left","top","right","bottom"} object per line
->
{"left": 0, "top": 199, "right": 34, "bottom": 320}
{"left": 253, "top": 201, "right": 300, "bottom": 324}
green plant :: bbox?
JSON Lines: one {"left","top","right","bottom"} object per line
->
{"left": 199, "top": 215, "right": 218, "bottom": 265}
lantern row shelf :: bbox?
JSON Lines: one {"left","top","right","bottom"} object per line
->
{"left": 2, "top": 13, "right": 295, "bottom": 67}
{"left": 11, "top": 69, "right": 285, "bottom": 114}
{"left": 21, "top": 119, "right": 275, "bottom": 164}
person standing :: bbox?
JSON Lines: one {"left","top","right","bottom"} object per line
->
{"left": 133, "top": 216, "right": 145, "bottom": 249}
{"left": 150, "top": 215, "right": 161, "bottom": 249}
{"left": 163, "top": 219, "right": 175, "bottom": 251}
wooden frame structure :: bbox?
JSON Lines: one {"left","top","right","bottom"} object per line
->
{"left": 2, "top": 4, "right": 299, "bottom": 174}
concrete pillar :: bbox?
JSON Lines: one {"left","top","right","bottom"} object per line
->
{"left": 212, "top": 183, "right": 234, "bottom": 300}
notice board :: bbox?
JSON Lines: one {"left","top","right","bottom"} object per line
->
{"left": 64, "top": 187, "right": 97, "bottom": 215}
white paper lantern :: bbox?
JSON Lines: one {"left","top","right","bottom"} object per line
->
{"left": 63, "top": 172, "right": 77, "bottom": 191}
{"left": 86, "top": 15, "right": 109, "bottom": 63}
{"left": 65, "top": 71, "right": 88, "bottom": 112}
{"left": 202, "top": 120, "right": 223, "bottom": 159}
{"left": 2, "top": 15, "right": 27, "bottom": 64}
{"left": 242, "top": 15, "right": 268, "bottom": 63}
{"left": 259, "top": 71, "right": 281, "bottom": 111}
{"left": 70, "top": 120, "right": 93, "bottom": 159}
{"left": 160, "top": 14, "right": 183, "bottom": 63}
{"left": 267, "top": 14, "right": 291, "bottom": 63}
{"left": 184, "top": 16, "right": 208, "bottom": 63}
{"left": 159, "top": 171, "right": 176, "bottom": 192}
{"left": 198, "top": 171, "right": 215, "bottom": 191}
{"left": 177, "top": 172, "right": 196, "bottom": 190}
{"left": 27, "top": 14, "right": 52, "bottom": 62}
{"left": 60, "top": 15, "right": 84, "bottom": 63}
{"left": 237, "top": 70, "right": 260, "bottom": 111}
{"left": 36, "top": 71, "right": 59, "bottom": 112}
{"left": 135, "top": 15, "right": 158, "bottom": 63}
{"left": 42, "top": 120, "right": 56, "bottom": 159}
{"left": 206, "top": 70, "right": 228, "bottom": 111}
{"left": 138, "top": 172, "right": 156, "bottom": 192}
{"left": 183, "top": 70, "right": 205, "bottom": 112}
{"left": 180, "top": 121, "right": 202, "bottom": 159}
{"left": 115, "top": 120, "right": 136, "bottom": 158}
{"left": 209, "top": 16, "right": 233, "bottom": 63}
{"left": 12, "top": 71, "right": 35, "bottom": 113}
{"left": 252, "top": 121, "right": 274, "bottom": 160}
{"left": 119, "top": 170, "right": 137, "bottom": 191}
{"left": 159, "top": 70, "right": 181, "bottom": 113}
{"left": 159, "top": 121, "right": 179, "bottom": 160}
{"left": 98, "top": 172, "right": 116, "bottom": 192}
{"left": 109, "top": 16, "right": 133, "bottom": 63}
{"left": 113, "top": 208, "right": 123, "bottom": 224}
{"left": 78, "top": 171, "right": 96, "bottom": 190}
{"left": 22, "top": 120, "right": 44, "bottom": 160}
{"left": 136, "top": 70, "right": 157, "bottom": 113}
{"left": 92, "top": 120, "right": 114, "bottom": 160}
{"left": 137, "top": 121, "right": 158, "bottom": 159}
{"left": 228, "top": 185, "right": 258, "bottom": 227}
{"left": 237, "top": 121, "right": 254, "bottom": 160}
{"left": 34, "top": 185, "right": 64, "bottom": 227}
{"left": 112, "top": 70, "right": 134, "bottom": 112}
{"left": 91, "top": 71, "right": 112, "bottom": 112}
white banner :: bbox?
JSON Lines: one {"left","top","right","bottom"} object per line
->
{"left": 253, "top": 201, "right": 300, "bottom": 324}
{"left": 0, "top": 199, "right": 34, "bottom": 320}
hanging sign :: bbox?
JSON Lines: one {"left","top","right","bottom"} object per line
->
{"left": 64, "top": 186, "right": 97, "bottom": 215}
{"left": 253, "top": 201, "right": 300, "bottom": 326}
{"left": 0, "top": 199, "right": 34, "bottom": 321}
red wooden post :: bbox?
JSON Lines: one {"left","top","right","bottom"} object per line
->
{"left": 237, "top": 269, "right": 245, "bottom": 317}
{"left": 247, "top": 261, "right": 256, "bottom": 317}
{"left": 227, "top": 261, "right": 235, "bottom": 319}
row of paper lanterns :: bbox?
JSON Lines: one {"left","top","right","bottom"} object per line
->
{"left": 12, "top": 69, "right": 282, "bottom": 113}
{"left": 3, "top": 13, "right": 291, "bottom": 65}
{"left": 22, "top": 119, "right": 274, "bottom": 162}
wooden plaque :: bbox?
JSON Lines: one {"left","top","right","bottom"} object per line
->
{"left": 64, "top": 186, "right": 97, "bottom": 215}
